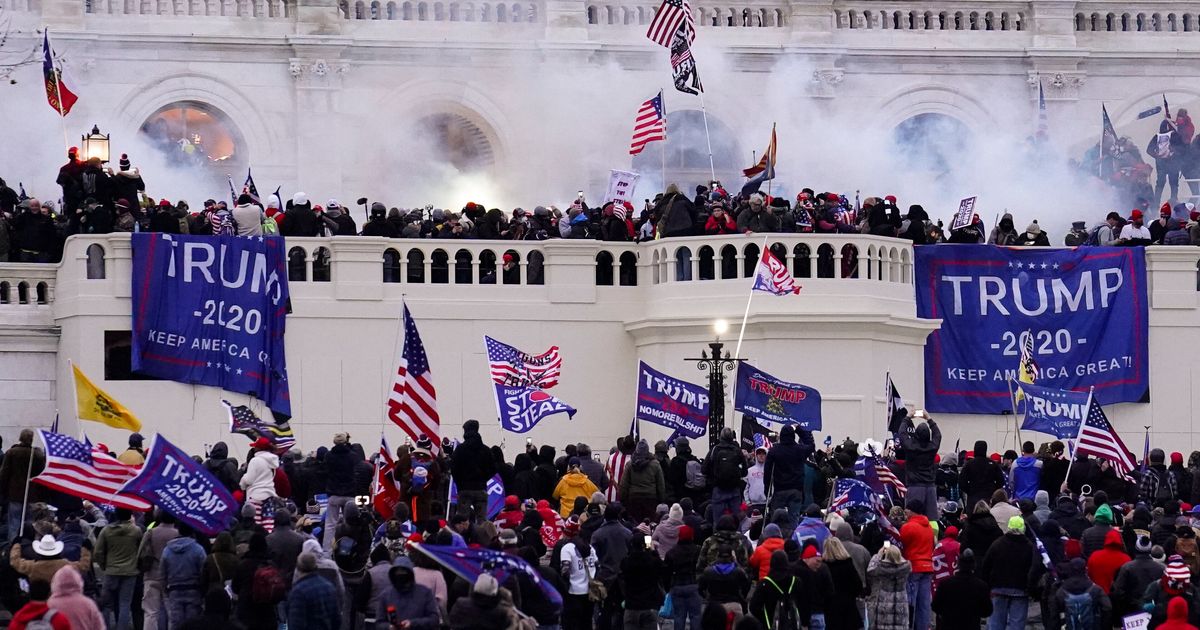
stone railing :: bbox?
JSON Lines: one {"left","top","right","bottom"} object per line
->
{"left": 339, "top": 0, "right": 539, "bottom": 22}
{"left": 584, "top": 1, "right": 787, "bottom": 27}
{"left": 1072, "top": 6, "right": 1200, "bottom": 32}
{"left": 83, "top": 0, "right": 290, "bottom": 16}
{"left": 0, "top": 265, "right": 56, "bottom": 307}
{"left": 831, "top": 2, "right": 1028, "bottom": 30}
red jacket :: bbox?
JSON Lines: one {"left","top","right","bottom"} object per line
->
{"left": 705, "top": 214, "right": 736, "bottom": 235}
{"left": 900, "top": 514, "right": 935, "bottom": 573}
{"left": 9, "top": 601, "right": 71, "bottom": 630}
{"left": 1161, "top": 596, "right": 1200, "bottom": 630}
{"left": 1086, "top": 529, "right": 1132, "bottom": 594}
{"left": 749, "top": 536, "right": 786, "bottom": 579}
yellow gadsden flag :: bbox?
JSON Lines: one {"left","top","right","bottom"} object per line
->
{"left": 73, "top": 364, "right": 142, "bottom": 432}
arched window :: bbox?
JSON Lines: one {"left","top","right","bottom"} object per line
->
{"left": 36, "top": 282, "right": 48, "bottom": 305}
{"left": 841, "top": 244, "right": 859, "bottom": 279}
{"left": 0, "top": 281, "right": 8, "bottom": 304}
{"left": 595, "top": 251, "right": 615, "bottom": 286}
{"left": 478, "top": 249, "right": 497, "bottom": 283}
{"left": 407, "top": 249, "right": 425, "bottom": 283}
{"left": 312, "top": 247, "right": 331, "bottom": 282}
{"left": 413, "top": 113, "right": 496, "bottom": 173}
{"left": 892, "top": 114, "right": 973, "bottom": 179}
{"left": 139, "top": 101, "right": 247, "bottom": 176}
{"left": 502, "top": 250, "right": 520, "bottom": 284}
{"left": 86, "top": 243, "right": 106, "bottom": 279}
{"left": 430, "top": 249, "right": 450, "bottom": 284}
{"left": 742, "top": 243, "right": 760, "bottom": 278}
{"left": 720, "top": 244, "right": 738, "bottom": 279}
{"left": 527, "top": 251, "right": 545, "bottom": 285}
{"left": 793, "top": 244, "right": 811, "bottom": 278}
{"left": 454, "top": 249, "right": 473, "bottom": 284}
{"left": 619, "top": 251, "right": 638, "bottom": 286}
{"left": 383, "top": 248, "right": 402, "bottom": 283}
{"left": 817, "top": 244, "right": 835, "bottom": 279}
{"left": 17, "top": 282, "right": 29, "bottom": 305}
{"left": 698, "top": 245, "right": 715, "bottom": 280}
{"left": 674, "top": 246, "right": 692, "bottom": 281}
{"left": 288, "top": 247, "right": 307, "bottom": 282}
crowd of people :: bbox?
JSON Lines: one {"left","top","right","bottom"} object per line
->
{"left": 3, "top": 412, "right": 1200, "bottom": 630}
{"left": 3, "top": 137, "right": 1200, "bottom": 265}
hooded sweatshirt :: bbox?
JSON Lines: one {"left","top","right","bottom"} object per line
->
{"left": 619, "top": 441, "right": 665, "bottom": 502}
{"left": 988, "top": 213, "right": 1018, "bottom": 245}
{"left": 161, "top": 536, "right": 206, "bottom": 590}
{"left": 1159, "top": 596, "right": 1200, "bottom": 630}
{"left": 8, "top": 600, "right": 71, "bottom": 630}
{"left": 1052, "top": 558, "right": 1111, "bottom": 630}
{"left": 1033, "top": 491, "right": 1052, "bottom": 525}
{"left": 748, "top": 524, "right": 786, "bottom": 579}
{"left": 900, "top": 514, "right": 935, "bottom": 573}
{"left": 240, "top": 450, "right": 280, "bottom": 503}
{"left": 1010, "top": 454, "right": 1042, "bottom": 501}
{"left": 232, "top": 203, "right": 264, "bottom": 236}
{"left": 652, "top": 504, "right": 685, "bottom": 559}
{"left": 48, "top": 566, "right": 105, "bottom": 630}
{"left": 1087, "top": 529, "right": 1132, "bottom": 594}
{"left": 552, "top": 471, "right": 599, "bottom": 518}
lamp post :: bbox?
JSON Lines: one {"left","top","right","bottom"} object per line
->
{"left": 686, "top": 319, "right": 741, "bottom": 451}
{"left": 81, "top": 124, "right": 110, "bottom": 163}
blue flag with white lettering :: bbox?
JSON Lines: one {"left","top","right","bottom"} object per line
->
{"left": 916, "top": 246, "right": 1148, "bottom": 414}
{"left": 118, "top": 434, "right": 238, "bottom": 536}
{"left": 494, "top": 384, "right": 576, "bottom": 433}
{"left": 448, "top": 473, "right": 505, "bottom": 519}
{"left": 733, "top": 362, "right": 822, "bottom": 429}
{"left": 635, "top": 361, "right": 709, "bottom": 439}
{"left": 1014, "top": 381, "right": 1090, "bottom": 438}
{"left": 131, "top": 234, "right": 292, "bottom": 416}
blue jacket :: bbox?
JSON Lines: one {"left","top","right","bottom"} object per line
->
{"left": 289, "top": 573, "right": 342, "bottom": 630}
{"left": 160, "top": 537, "right": 206, "bottom": 590}
{"left": 376, "top": 583, "right": 439, "bottom": 630}
{"left": 1010, "top": 455, "right": 1042, "bottom": 501}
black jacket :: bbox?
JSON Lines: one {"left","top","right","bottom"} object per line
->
{"left": 109, "top": 171, "right": 145, "bottom": 208}
{"left": 1049, "top": 499, "right": 1091, "bottom": 539}
{"left": 325, "top": 443, "right": 359, "bottom": 497}
{"left": 960, "top": 511, "right": 1003, "bottom": 561}
{"left": 449, "top": 430, "right": 496, "bottom": 492}
{"left": 981, "top": 532, "right": 1036, "bottom": 592}
{"left": 959, "top": 442, "right": 1005, "bottom": 508}
{"left": 898, "top": 418, "right": 941, "bottom": 485}
{"left": 281, "top": 205, "right": 320, "bottom": 237}
{"left": 931, "top": 569, "right": 992, "bottom": 630}
{"left": 699, "top": 563, "right": 751, "bottom": 605}
{"left": 704, "top": 438, "right": 747, "bottom": 492}
{"left": 620, "top": 548, "right": 666, "bottom": 610}
{"left": 763, "top": 429, "right": 815, "bottom": 493}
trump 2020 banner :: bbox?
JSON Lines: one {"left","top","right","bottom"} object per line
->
{"left": 118, "top": 435, "right": 238, "bottom": 536}
{"left": 1014, "top": 381, "right": 1091, "bottom": 438}
{"left": 733, "top": 363, "right": 822, "bottom": 430}
{"left": 916, "top": 246, "right": 1148, "bottom": 414}
{"left": 131, "top": 234, "right": 292, "bottom": 416}
{"left": 635, "top": 361, "right": 709, "bottom": 439}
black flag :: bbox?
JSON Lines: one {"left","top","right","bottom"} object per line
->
{"left": 670, "top": 25, "right": 702, "bottom": 95}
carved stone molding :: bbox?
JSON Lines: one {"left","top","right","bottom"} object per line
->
{"left": 289, "top": 58, "right": 350, "bottom": 86}
{"left": 809, "top": 68, "right": 844, "bottom": 98}
{"left": 1028, "top": 71, "right": 1086, "bottom": 100}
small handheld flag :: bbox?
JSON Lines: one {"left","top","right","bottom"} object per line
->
{"left": 751, "top": 249, "right": 801, "bottom": 296}
{"left": 743, "top": 125, "right": 777, "bottom": 179}
{"left": 73, "top": 364, "right": 142, "bottom": 432}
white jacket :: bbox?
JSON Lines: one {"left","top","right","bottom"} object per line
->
{"left": 240, "top": 450, "right": 279, "bottom": 503}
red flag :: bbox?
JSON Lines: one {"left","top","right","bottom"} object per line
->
{"left": 43, "top": 32, "right": 77, "bottom": 116}
{"left": 373, "top": 435, "right": 401, "bottom": 520}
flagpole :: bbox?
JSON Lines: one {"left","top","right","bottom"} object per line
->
{"left": 766, "top": 123, "right": 775, "bottom": 200}
{"left": 733, "top": 233, "right": 770, "bottom": 362}
{"left": 659, "top": 89, "right": 667, "bottom": 190}
{"left": 1062, "top": 386, "right": 1094, "bottom": 495}
{"left": 697, "top": 91, "right": 716, "bottom": 184}
{"left": 1008, "top": 379, "right": 1022, "bottom": 451}
{"left": 47, "top": 30, "right": 71, "bottom": 154}
{"left": 18, "top": 430, "right": 41, "bottom": 539}
{"left": 1098, "top": 105, "right": 1105, "bottom": 180}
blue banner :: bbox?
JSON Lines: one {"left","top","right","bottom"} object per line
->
{"left": 131, "top": 234, "right": 292, "bottom": 416}
{"left": 916, "top": 246, "right": 1149, "bottom": 414}
{"left": 118, "top": 435, "right": 238, "bottom": 536}
{"left": 1015, "top": 381, "right": 1090, "bottom": 438}
{"left": 635, "top": 361, "right": 709, "bottom": 439}
{"left": 495, "top": 384, "right": 576, "bottom": 433}
{"left": 414, "top": 544, "right": 563, "bottom": 608}
{"left": 448, "top": 473, "right": 505, "bottom": 519}
{"left": 733, "top": 363, "right": 822, "bottom": 429}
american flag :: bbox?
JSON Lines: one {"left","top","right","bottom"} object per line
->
{"left": 1076, "top": 395, "right": 1136, "bottom": 481}
{"left": 485, "top": 336, "right": 562, "bottom": 389}
{"left": 387, "top": 304, "right": 441, "bottom": 453}
{"left": 669, "top": 27, "right": 703, "bottom": 96}
{"left": 753, "top": 432, "right": 772, "bottom": 451}
{"left": 224, "top": 400, "right": 295, "bottom": 453}
{"left": 605, "top": 448, "right": 631, "bottom": 503}
{"left": 34, "top": 430, "right": 151, "bottom": 511}
{"left": 646, "top": 0, "right": 694, "bottom": 48}
{"left": 252, "top": 499, "right": 276, "bottom": 533}
{"left": 835, "top": 205, "right": 857, "bottom": 227}
{"left": 752, "top": 249, "right": 801, "bottom": 296}
{"left": 875, "top": 460, "right": 908, "bottom": 497}
{"left": 629, "top": 91, "right": 667, "bottom": 156}
{"left": 829, "top": 477, "right": 874, "bottom": 512}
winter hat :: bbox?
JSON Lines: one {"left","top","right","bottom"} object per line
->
{"left": 115, "top": 198, "right": 132, "bottom": 210}
{"left": 1025, "top": 222, "right": 1042, "bottom": 235}
{"left": 1167, "top": 555, "right": 1191, "bottom": 584}
{"left": 591, "top": 492, "right": 606, "bottom": 505}
{"left": 567, "top": 456, "right": 581, "bottom": 469}
{"left": 945, "top": 526, "right": 959, "bottom": 538}
{"left": 1172, "top": 452, "right": 1184, "bottom": 465}
{"left": 474, "top": 573, "right": 499, "bottom": 597}
{"left": 240, "top": 502, "right": 257, "bottom": 519}
{"left": 498, "top": 529, "right": 519, "bottom": 547}
{"left": 1136, "top": 533, "right": 1153, "bottom": 554}
{"left": 1064, "top": 538, "right": 1083, "bottom": 560}
{"left": 669, "top": 503, "right": 684, "bottom": 521}
{"left": 119, "top": 153, "right": 131, "bottom": 170}
{"left": 763, "top": 523, "right": 783, "bottom": 539}
{"left": 333, "top": 432, "right": 350, "bottom": 445}
{"left": 678, "top": 525, "right": 694, "bottom": 542}
{"left": 563, "top": 516, "right": 581, "bottom": 537}
{"left": 801, "top": 545, "right": 820, "bottom": 560}
{"left": 296, "top": 552, "right": 318, "bottom": 574}
{"left": 292, "top": 192, "right": 309, "bottom": 207}
{"left": 1095, "top": 504, "right": 1114, "bottom": 525}
{"left": 906, "top": 499, "right": 926, "bottom": 515}
{"left": 1007, "top": 516, "right": 1026, "bottom": 534}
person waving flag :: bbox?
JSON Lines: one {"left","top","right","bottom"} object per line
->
{"left": 752, "top": 248, "right": 801, "bottom": 296}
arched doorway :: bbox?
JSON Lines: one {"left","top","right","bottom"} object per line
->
{"left": 139, "top": 101, "right": 247, "bottom": 173}
{"left": 631, "top": 110, "right": 743, "bottom": 192}
{"left": 414, "top": 112, "right": 496, "bottom": 172}
{"left": 891, "top": 113, "right": 973, "bottom": 177}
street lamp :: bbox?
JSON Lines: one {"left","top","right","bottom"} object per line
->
{"left": 686, "top": 320, "right": 742, "bottom": 451}
{"left": 81, "top": 124, "right": 110, "bottom": 163}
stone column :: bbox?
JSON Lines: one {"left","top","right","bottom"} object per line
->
{"left": 787, "top": 0, "right": 836, "bottom": 44}
{"left": 288, "top": 39, "right": 350, "bottom": 200}
{"left": 1029, "top": 0, "right": 1078, "bottom": 49}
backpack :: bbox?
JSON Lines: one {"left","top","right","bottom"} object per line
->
{"left": 1154, "top": 469, "right": 1176, "bottom": 502}
{"left": 1064, "top": 590, "right": 1095, "bottom": 630}
{"left": 763, "top": 576, "right": 802, "bottom": 630}
{"left": 1085, "top": 224, "right": 1106, "bottom": 246}
{"left": 712, "top": 446, "right": 743, "bottom": 488}
{"left": 26, "top": 608, "right": 61, "bottom": 630}
{"left": 261, "top": 215, "right": 278, "bottom": 235}
{"left": 685, "top": 460, "right": 707, "bottom": 490}
{"left": 251, "top": 565, "right": 287, "bottom": 604}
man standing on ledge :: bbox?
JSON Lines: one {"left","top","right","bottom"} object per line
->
{"left": 898, "top": 410, "right": 941, "bottom": 521}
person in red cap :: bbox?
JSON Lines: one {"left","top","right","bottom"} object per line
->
{"left": 239, "top": 437, "right": 280, "bottom": 509}
{"left": 1119, "top": 209, "right": 1152, "bottom": 245}
{"left": 494, "top": 495, "right": 523, "bottom": 529}
{"left": 1171, "top": 452, "right": 1194, "bottom": 503}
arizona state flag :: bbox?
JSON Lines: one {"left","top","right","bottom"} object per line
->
{"left": 43, "top": 31, "right": 78, "bottom": 116}
{"left": 743, "top": 124, "right": 777, "bottom": 178}
{"left": 73, "top": 363, "right": 142, "bottom": 432}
